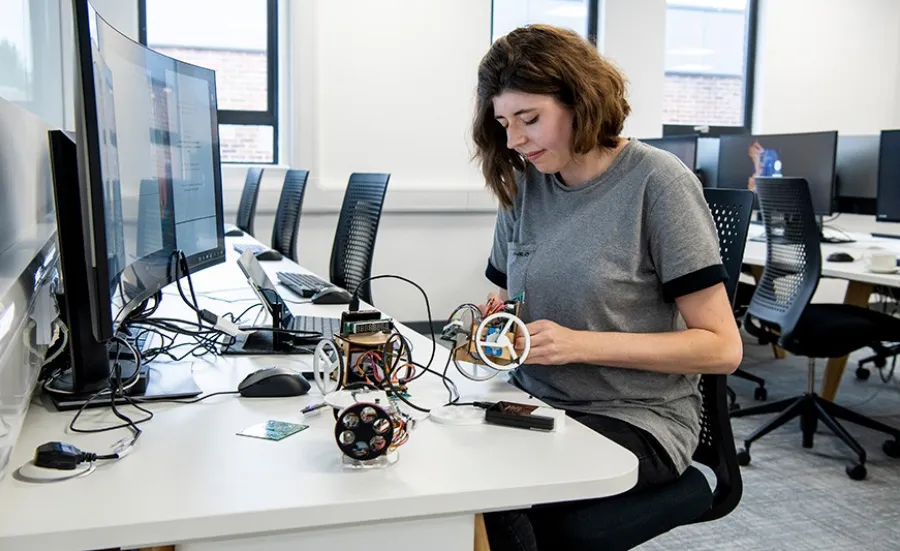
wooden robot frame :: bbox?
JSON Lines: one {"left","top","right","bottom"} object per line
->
{"left": 442, "top": 301, "right": 531, "bottom": 381}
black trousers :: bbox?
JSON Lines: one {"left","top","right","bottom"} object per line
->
{"left": 483, "top": 412, "right": 681, "bottom": 551}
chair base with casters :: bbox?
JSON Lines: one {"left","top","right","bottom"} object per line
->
{"left": 732, "top": 358, "right": 900, "bottom": 480}
{"left": 737, "top": 303, "right": 900, "bottom": 480}
{"left": 856, "top": 342, "right": 899, "bottom": 381}
{"left": 727, "top": 369, "right": 768, "bottom": 411}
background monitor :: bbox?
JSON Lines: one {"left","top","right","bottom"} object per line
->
{"left": 876, "top": 129, "right": 900, "bottom": 222}
{"left": 642, "top": 136, "right": 698, "bottom": 171}
{"left": 46, "top": 0, "right": 224, "bottom": 404}
{"left": 834, "top": 134, "right": 879, "bottom": 214}
{"left": 696, "top": 137, "right": 720, "bottom": 188}
{"left": 717, "top": 131, "right": 838, "bottom": 215}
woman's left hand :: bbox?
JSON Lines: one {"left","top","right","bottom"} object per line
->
{"left": 515, "top": 319, "right": 580, "bottom": 365}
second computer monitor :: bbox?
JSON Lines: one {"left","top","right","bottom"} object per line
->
{"left": 642, "top": 136, "right": 698, "bottom": 171}
{"left": 876, "top": 129, "right": 900, "bottom": 222}
{"left": 718, "top": 131, "right": 838, "bottom": 215}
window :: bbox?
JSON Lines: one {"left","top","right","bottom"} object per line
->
{"left": 492, "top": 0, "right": 600, "bottom": 45}
{"left": 138, "top": 0, "right": 278, "bottom": 163}
{"left": 663, "top": 0, "right": 757, "bottom": 135}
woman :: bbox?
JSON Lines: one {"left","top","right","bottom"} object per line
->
{"left": 472, "top": 24, "right": 743, "bottom": 550}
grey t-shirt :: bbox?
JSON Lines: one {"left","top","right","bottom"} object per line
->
{"left": 486, "top": 139, "right": 726, "bottom": 475}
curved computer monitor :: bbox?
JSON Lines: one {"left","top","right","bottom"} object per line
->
{"left": 717, "top": 131, "right": 838, "bottom": 216}
{"left": 47, "top": 0, "right": 224, "bottom": 402}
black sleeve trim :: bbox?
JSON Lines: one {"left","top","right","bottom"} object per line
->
{"left": 485, "top": 260, "right": 507, "bottom": 289}
{"left": 662, "top": 264, "right": 728, "bottom": 302}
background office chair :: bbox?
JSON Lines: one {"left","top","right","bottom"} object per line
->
{"left": 329, "top": 173, "right": 390, "bottom": 305}
{"left": 270, "top": 169, "right": 310, "bottom": 262}
{"left": 234, "top": 167, "right": 264, "bottom": 236}
{"left": 702, "top": 188, "right": 762, "bottom": 410}
{"left": 732, "top": 177, "right": 900, "bottom": 480}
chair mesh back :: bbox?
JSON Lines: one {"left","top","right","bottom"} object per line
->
{"left": 271, "top": 169, "right": 310, "bottom": 261}
{"left": 330, "top": 173, "right": 390, "bottom": 304}
{"left": 691, "top": 373, "right": 741, "bottom": 522}
{"left": 236, "top": 167, "right": 264, "bottom": 236}
{"left": 703, "top": 188, "right": 754, "bottom": 307}
{"left": 747, "top": 177, "right": 822, "bottom": 344}
{"left": 688, "top": 188, "right": 749, "bottom": 522}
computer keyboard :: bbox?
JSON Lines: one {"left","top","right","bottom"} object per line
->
{"left": 233, "top": 243, "right": 269, "bottom": 255}
{"left": 277, "top": 271, "right": 331, "bottom": 298}
{"left": 290, "top": 315, "right": 341, "bottom": 341}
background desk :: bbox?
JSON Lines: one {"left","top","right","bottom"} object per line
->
{"left": 742, "top": 213, "right": 900, "bottom": 401}
{"left": 0, "top": 239, "right": 638, "bottom": 551}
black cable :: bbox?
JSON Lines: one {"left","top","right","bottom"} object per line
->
{"left": 68, "top": 339, "right": 152, "bottom": 437}
{"left": 348, "top": 274, "right": 437, "bottom": 372}
{"left": 171, "top": 250, "right": 203, "bottom": 325}
{"left": 132, "top": 390, "right": 240, "bottom": 404}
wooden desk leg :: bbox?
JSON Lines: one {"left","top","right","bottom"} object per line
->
{"left": 747, "top": 265, "right": 786, "bottom": 359}
{"left": 821, "top": 280, "right": 875, "bottom": 401}
{"left": 475, "top": 513, "right": 491, "bottom": 551}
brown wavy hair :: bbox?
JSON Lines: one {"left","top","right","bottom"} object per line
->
{"left": 472, "top": 24, "right": 631, "bottom": 209}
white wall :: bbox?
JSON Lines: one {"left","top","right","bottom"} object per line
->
{"left": 753, "top": 0, "right": 900, "bottom": 134}
{"left": 598, "top": 0, "right": 666, "bottom": 138}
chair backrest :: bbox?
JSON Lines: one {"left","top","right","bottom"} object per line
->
{"left": 746, "top": 177, "right": 822, "bottom": 345}
{"left": 690, "top": 188, "right": 751, "bottom": 524}
{"left": 271, "top": 169, "right": 310, "bottom": 261}
{"left": 691, "top": 374, "right": 743, "bottom": 523}
{"left": 236, "top": 167, "right": 264, "bottom": 236}
{"left": 329, "top": 173, "right": 390, "bottom": 304}
{"left": 703, "top": 188, "right": 755, "bottom": 307}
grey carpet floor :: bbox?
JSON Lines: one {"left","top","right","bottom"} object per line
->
{"left": 637, "top": 338, "right": 900, "bottom": 551}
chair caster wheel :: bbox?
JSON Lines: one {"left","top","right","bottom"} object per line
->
{"left": 846, "top": 463, "right": 867, "bottom": 480}
{"left": 883, "top": 439, "right": 900, "bottom": 458}
{"left": 855, "top": 367, "right": 871, "bottom": 381}
{"left": 875, "top": 358, "right": 886, "bottom": 369}
{"left": 736, "top": 448, "right": 751, "bottom": 466}
{"left": 754, "top": 387, "right": 768, "bottom": 401}
{"left": 729, "top": 402, "right": 741, "bottom": 412}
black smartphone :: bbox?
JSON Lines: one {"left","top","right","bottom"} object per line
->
{"left": 484, "top": 401, "right": 555, "bottom": 431}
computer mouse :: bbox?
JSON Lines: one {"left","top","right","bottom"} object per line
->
{"left": 827, "top": 252, "right": 854, "bottom": 263}
{"left": 310, "top": 286, "right": 353, "bottom": 305}
{"left": 254, "top": 249, "right": 283, "bottom": 261}
{"left": 238, "top": 366, "right": 310, "bottom": 398}
{"left": 224, "top": 228, "right": 244, "bottom": 237}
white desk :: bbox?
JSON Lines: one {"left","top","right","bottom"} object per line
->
{"left": 0, "top": 239, "right": 638, "bottom": 551}
{"left": 742, "top": 213, "right": 900, "bottom": 400}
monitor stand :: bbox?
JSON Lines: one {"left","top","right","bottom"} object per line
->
{"left": 221, "top": 326, "right": 317, "bottom": 356}
{"left": 44, "top": 347, "right": 202, "bottom": 411}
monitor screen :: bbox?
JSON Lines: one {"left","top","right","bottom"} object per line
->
{"left": 835, "top": 134, "right": 879, "bottom": 200}
{"left": 877, "top": 130, "right": 900, "bottom": 222}
{"left": 642, "top": 137, "right": 698, "bottom": 171}
{"left": 85, "top": 3, "right": 225, "bottom": 325}
{"left": 717, "top": 131, "right": 838, "bottom": 215}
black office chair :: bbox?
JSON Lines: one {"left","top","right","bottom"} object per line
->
{"left": 537, "top": 367, "right": 744, "bottom": 550}
{"left": 235, "top": 167, "right": 264, "bottom": 236}
{"left": 545, "top": 192, "right": 748, "bottom": 549}
{"left": 732, "top": 177, "right": 900, "bottom": 480}
{"left": 702, "top": 189, "right": 762, "bottom": 410}
{"left": 270, "top": 169, "right": 310, "bottom": 262}
{"left": 329, "top": 173, "right": 390, "bottom": 305}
